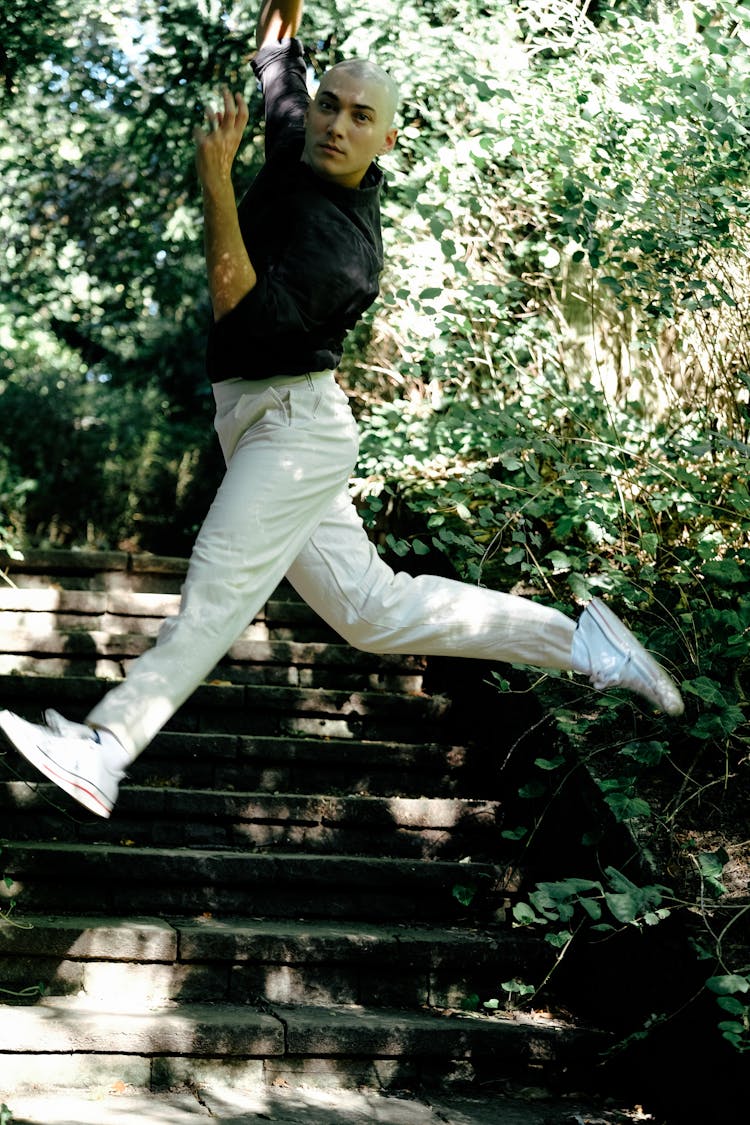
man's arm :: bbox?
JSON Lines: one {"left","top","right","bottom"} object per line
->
{"left": 256, "top": 0, "right": 304, "bottom": 50}
{"left": 195, "top": 2, "right": 306, "bottom": 323}
{"left": 194, "top": 88, "right": 256, "bottom": 322}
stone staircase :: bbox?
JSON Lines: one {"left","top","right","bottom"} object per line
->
{"left": 0, "top": 549, "right": 604, "bottom": 1098}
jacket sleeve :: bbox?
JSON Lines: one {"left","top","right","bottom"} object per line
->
{"left": 251, "top": 38, "right": 309, "bottom": 157}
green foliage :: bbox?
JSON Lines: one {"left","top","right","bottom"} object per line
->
{"left": 362, "top": 28, "right": 750, "bottom": 1046}
{"left": 516, "top": 869, "right": 672, "bottom": 934}
{"left": 3, "top": 0, "right": 750, "bottom": 552}
{"left": 707, "top": 972, "right": 750, "bottom": 1051}
{"left": 492, "top": 768, "right": 750, "bottom": 1052}
{"left": 353, "top": 0, "right": 750, "bottom": 603}
{"left": 452, "top": 882, "right": 478, "bottom": 908}
{"left": 0, "top": 0, "right": 247, "bottom": 549}
{"left": 551, "top": 6, "right": 750, "bottom": 323}
{"left": 0, "top": 1104, "right": 12, "bottom": 1125}
{"left": 485, "top": 979, "right": 535, "bottom": 1011}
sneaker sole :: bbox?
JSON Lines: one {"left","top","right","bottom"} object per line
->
{"left": 588, "top": 599, "right": 684, "bottom": 716}
{"left": 0, "top": 711, "right": 113, "bottom": 818}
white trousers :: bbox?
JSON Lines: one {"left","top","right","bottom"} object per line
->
{"left": 87, "top": 372, "right": 576, "bottom": 759}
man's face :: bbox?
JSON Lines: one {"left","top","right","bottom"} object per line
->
{"left": 302, "top": 68, "right": 397, "bottom": 189}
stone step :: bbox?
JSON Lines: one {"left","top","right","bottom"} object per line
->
{"left": 0, "top": 584, "right": 406, "bottom": 648}
{"left": 0, "top": 674, "right": 451, "bottom": 742}
{"left": 0, "top": 549, "right": 189, "bottom": 594}
{"left": 0, "top": 555, "right": 429, "bottom": 693}
{"left": 0, "top": 915, "right": 544, "bottom": 1011}
{"left": 0, "top": 628, "right": 426, "bottom": 690}
{"left": 0, "top": 842, "right": 512, "bottom": 920}
{"left": 0, "top": 580, "right": 346, "bottom": 645}
{"left": 0, "top": 997, "right": 606, "bottom": 1096}
{"left": 4, "top": 729, "right": 478, "bottom": 798}
{"left": 0, "top": 585, "right": 183, "bottom": 618}
{"left": 0, "top": 783, "right": 504, "bottom": 860}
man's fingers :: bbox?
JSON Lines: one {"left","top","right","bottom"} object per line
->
{"left": 235, "top": 91, "right": 249, "bottom": 123}
{"left": 219, "top": 88, "right": 249, "bottom": 127}
{"left": 198, "top": 91, "right": 247, "bottom": 140}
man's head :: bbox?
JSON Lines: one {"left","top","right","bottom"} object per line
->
{"left": 302, "top": 59, "right": 399, "bottom": 189}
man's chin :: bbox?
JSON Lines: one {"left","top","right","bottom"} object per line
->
{"left": 301, "top": 149, "right": 362, "bottom": 188}
{"left": 310, "top": 158, "right": 349, "bottom": 183}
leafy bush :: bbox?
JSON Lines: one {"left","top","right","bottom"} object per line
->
{"left": 342, "top": 0, "right": 750, "bottom": 1059}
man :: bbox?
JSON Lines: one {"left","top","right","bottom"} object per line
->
{"left": 0, "top": 0, "right": 683, "bottom": 819}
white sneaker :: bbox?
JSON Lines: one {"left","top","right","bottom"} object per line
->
{"left": 0, "top": 709, "right": 124, "bottom": 817}
{"left": 573, "top": 598, "right": 684, "bottom": 716}
{"left": 44, "top": 708, "right": 94, "bottom": 739}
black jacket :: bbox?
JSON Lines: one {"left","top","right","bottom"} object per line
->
{"left": 207, "top": 38, "right": 385, "bottom": 383}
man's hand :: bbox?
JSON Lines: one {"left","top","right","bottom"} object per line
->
{"left": 194, "top": 89, "right": 257, "bottom": 321}
{"left": 256, "top": 0, "right": 304, "bottom": 50}
{"left": 193, "top": 89, "right": 250, "bottom": 193}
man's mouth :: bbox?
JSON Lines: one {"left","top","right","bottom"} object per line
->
{"left": 320, "top": 142, "right": 344, "bottom": 155}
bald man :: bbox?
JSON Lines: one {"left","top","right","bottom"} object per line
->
{"left": 0, "top": 0, "right": 682, "bottom": 819}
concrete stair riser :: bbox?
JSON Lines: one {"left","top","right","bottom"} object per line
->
{"left": 0, "top": 1001, "right": 604, "bottom": 1095}
{"left": 4, "top": 731, "right": 475, "bottom": 797}
{"left": 0, "top": 843, "right": 512, "bottom": 921}
{"left": 0, "top": 917, "right": 547, "bottom": 1011}
{"left": 0, "top": 675, "right": 451, "bottom": 743}
{"left": 0, "top": 619, "right": 427, "bottom": 692}
{"left": 0, "top": 653, "right": 425, "bottom": 693}
{"left": 0, "top": 783, "right": 503, "bottom": 859}
{"left": 1, "top": 548, "right": 187, "bottom": 585}
{"left": 0, "top": 582, "right": 410, "bottom": 649}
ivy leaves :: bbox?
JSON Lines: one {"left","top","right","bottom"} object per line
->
{"left": 515, "top": 869, "right": 672, "bottom": 937}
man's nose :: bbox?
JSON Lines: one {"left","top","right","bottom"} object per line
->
{"left": 327, "top": 111, "right": 345, "bottom": 136}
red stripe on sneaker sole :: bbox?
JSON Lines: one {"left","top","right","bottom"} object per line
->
{"left": 22, "top": 742, "right": 113, "bottom": 818}
{"left": 42, "top": 757, "right": 112, "bottom": 816}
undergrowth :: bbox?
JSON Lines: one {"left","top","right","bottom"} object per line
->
{"left": 355, "top": 361, "right": 750, "bottom": 1056}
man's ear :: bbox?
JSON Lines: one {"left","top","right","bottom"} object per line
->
{"left": 379, "top": 127, "right": 397, "bottom": 155}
